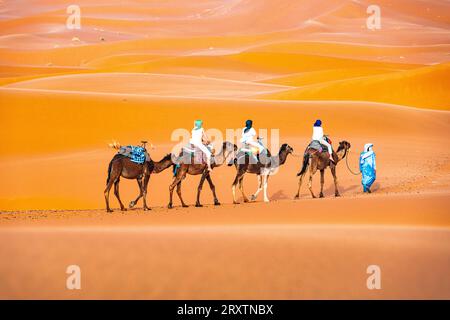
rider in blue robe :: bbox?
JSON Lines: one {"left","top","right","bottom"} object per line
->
{"left": 359, "top": 143, "right": 376, "bottom": 193}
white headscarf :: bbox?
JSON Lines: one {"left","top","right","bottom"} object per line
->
{"left": 361, "top": 143, "right": 374, "bottom": 161}
{"left": 364, "top": 143, "right": 373, "bottom": 152}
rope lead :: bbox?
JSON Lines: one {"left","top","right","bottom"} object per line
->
{"left": 345, "top": 149, "right": 361, "bottom": 175}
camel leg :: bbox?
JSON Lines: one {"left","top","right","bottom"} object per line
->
{"left": 104, "top": 179, "right": 115, "bottom": 213}
{"left": 232, "top": 168, "right": 245, "bottom": 204}
{"left": 206, "top": 174, "right": 220, "bottom": 205}
{"left": 319, "top": 169, "right": 325, "bottom": 198}
{"left": 251, "top": 175, "right": 263, "bottom": 201}
{"left": 113, "top": 179, "right": 126, "bottom": 211}
{"left": 129, "top": 178, "right": 143, "bottom": 208}
{"left": 239, "top": 176, "right": 250, "bottom": 203}
{"left": 104, "top": 168, "right": 120, "bottom": 213}
{"left": 294, "top": 173, "right": 305, "bottom": 199}
{"left": 168, "top": 177, "right": 180, "bottom": 209}
{"left": 195, "top": 172, "right": 208, "bottom": 207}
{"left": 331, "top": 166, "right": 340, "bottom": 197}
{"left": 263, "top": 174, "right": 270, "bottom": 203}
{"left": 176, "top": 180, "right": 189, "bottom": 207}
{"left": 169, "top": 166, "right": 187, "bottom": 208}
{"left": 308, "top": 169, "right": 317, "bottom": 198}
{"left": 142, "top": 174, "right": 151, "bottom": 211}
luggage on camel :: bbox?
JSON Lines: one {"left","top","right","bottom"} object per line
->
{"left": 117, "top": 145, "right": 150, "bottom": 164}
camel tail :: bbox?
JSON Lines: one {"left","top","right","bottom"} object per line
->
{"left": 106, "top": 160, "right": 113, "bottom": 184}
{"left": 297, "top": 153, "right": 310, "bottom": 176}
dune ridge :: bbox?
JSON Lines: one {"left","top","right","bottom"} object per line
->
{"left": 0, "top": 0, "right": 449, "bottom": 300}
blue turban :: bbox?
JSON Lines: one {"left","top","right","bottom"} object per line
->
{"left": 244, "top": 120, "right": 253, "bottom": 133}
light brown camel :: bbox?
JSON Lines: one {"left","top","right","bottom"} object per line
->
{"left": 168, "top": 141, "right": 237, "bottom": 208}
{"left": 294, "top": 140, "right": 351, "bottom": 199}
{"left": 229, "top": 143, "right": 293, "bottom": 203}
{"left": 104, "top": 152, "right": 173, "bottom": 212}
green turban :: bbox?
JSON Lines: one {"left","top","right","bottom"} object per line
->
{"left": 194, "top": 119, "right": 203, "bottom": 129}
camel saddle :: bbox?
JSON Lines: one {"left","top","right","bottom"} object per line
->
{"left": 237, "top": 140, "right": 268, "bottom": 165}
{"left": 117, "top": 145, "right": 150, "bottom": 164}
{"left": 181, "top": 143, "right": 213, "bottom": 165}
{"left": 306, "top": 136, "right": 333, "bottom": 154}
{"left": 239, "top": 138, "right": 266, "bottom": 156}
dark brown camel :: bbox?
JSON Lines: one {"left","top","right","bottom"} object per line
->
{"left": 294, "top": 141, "right": 351, "bottom": 199}
{"left": 168, "top": 141, "right": 237, "bottom": 208}
{"left": 104, "top": 153, "right": 173, "bottom": 212}
{"left": 229, "top": 143, "right": 293, "bottom": 203}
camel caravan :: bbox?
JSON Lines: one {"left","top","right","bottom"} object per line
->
{"left": 104, "top": 119, "right": 362, "bottom": 212}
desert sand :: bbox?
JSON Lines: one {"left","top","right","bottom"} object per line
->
{"left": 0, "top": 0, "right": 449, "bottom": 299}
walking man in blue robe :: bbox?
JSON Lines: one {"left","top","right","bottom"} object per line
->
{"left": 360, "top": 143, "right": 376, "bottom": 193}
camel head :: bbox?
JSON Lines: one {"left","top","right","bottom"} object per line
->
{"left": 280, "top": 143, "right": 294, "bottom": 155}
{"left": 277, "top": 143, "right": 294, "bottom": 165}
{"left": 222, "top": 141, "right": 238, "bottom": 153}
{"left": 337, "top": 141, "right": 351, "bottom": 152}
{"left": 336, "top": 141, "right": 351, "bottom": 160}
{"left": 219, "top": 141, "right": 238, "bottom": 164}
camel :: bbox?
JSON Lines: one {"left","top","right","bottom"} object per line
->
{"left": 294, "top": 140, "right": 351, "bottom": 199}
{"left": 229, "top": 143, "right": 294, "bottom": 203}
{"left": 168, "top": 141, "right": 237, "bottom": 208}
{"left": 104, "top": 150, "right": 173, "bottom": 212}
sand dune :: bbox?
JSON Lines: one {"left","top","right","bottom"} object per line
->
{"left": 0, "top": 89, "right": 449, "bottom": 210}
{"left": 1, "top": 223, "right": 449, "bottom": 299}
{"left": 247, "top": 41, "right": 450, "bottom": 64}
{"left": 5, "top": 73, "right": 293, "bottom": 98}
{"left": 0, "top": 0, "right": 449, "bottom": 299}
{"left": 258, "top": 63, "right": 450, "bottom": 110}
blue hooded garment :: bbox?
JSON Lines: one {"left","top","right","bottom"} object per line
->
{"left": 359, "top": 143, "right": 376, "bottom": 191}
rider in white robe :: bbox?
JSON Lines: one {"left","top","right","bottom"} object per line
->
{"left": 312, "top": 119, "right": 334, "bottom": 162}
{"left": 240, "top": 120, "right": 264, "bottom": 154}
{"left": 189, "top": 120, "right": 212, "bottom": 171}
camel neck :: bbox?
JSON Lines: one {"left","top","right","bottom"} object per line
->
{"left": 153, "top": 157, "right": 173, "bottom": 173}
{"left": 212, "top": 148, "right": 227, "bottom": 167}
{"left": 336, "top": 148, "right": 348, "bottom": 162}
{"left": 278, "top": 149, "right": 288, "bottom": 165}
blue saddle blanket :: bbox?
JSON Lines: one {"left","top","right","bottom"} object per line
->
{"left": 118, "top": 145, "right": 147, "bottom": 164}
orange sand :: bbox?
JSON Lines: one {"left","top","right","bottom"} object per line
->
{"left": 0, "top": 0, "right": 449, "bottom": 299}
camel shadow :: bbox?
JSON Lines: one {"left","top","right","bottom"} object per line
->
{"left": 270, "top": 190, "right": 289, "bottom": 201}
{"left": 371, "top": 182, "right": 381, "bottom": 192}
{"left": 324, "top": 184, "right": 359, "bottom": 196}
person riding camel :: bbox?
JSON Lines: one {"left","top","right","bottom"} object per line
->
{"left": 312, "top": 119, "right": 335, "bottom": 163}
{"left": 240, "top": 120, "right": 264, "bottom": 156}
{"left": 189, "top": 119, "right": 212, "bottom": 171}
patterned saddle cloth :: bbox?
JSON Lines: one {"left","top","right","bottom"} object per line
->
{"left": 117, "top": 145, "right": 150, "bottom": 164}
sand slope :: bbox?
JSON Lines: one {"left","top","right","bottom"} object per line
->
{"left": 0, "top": 0, "right": 449, "bottom": 300}
{"left": 258, "top": 63, "right": 450, "bottom": 110}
